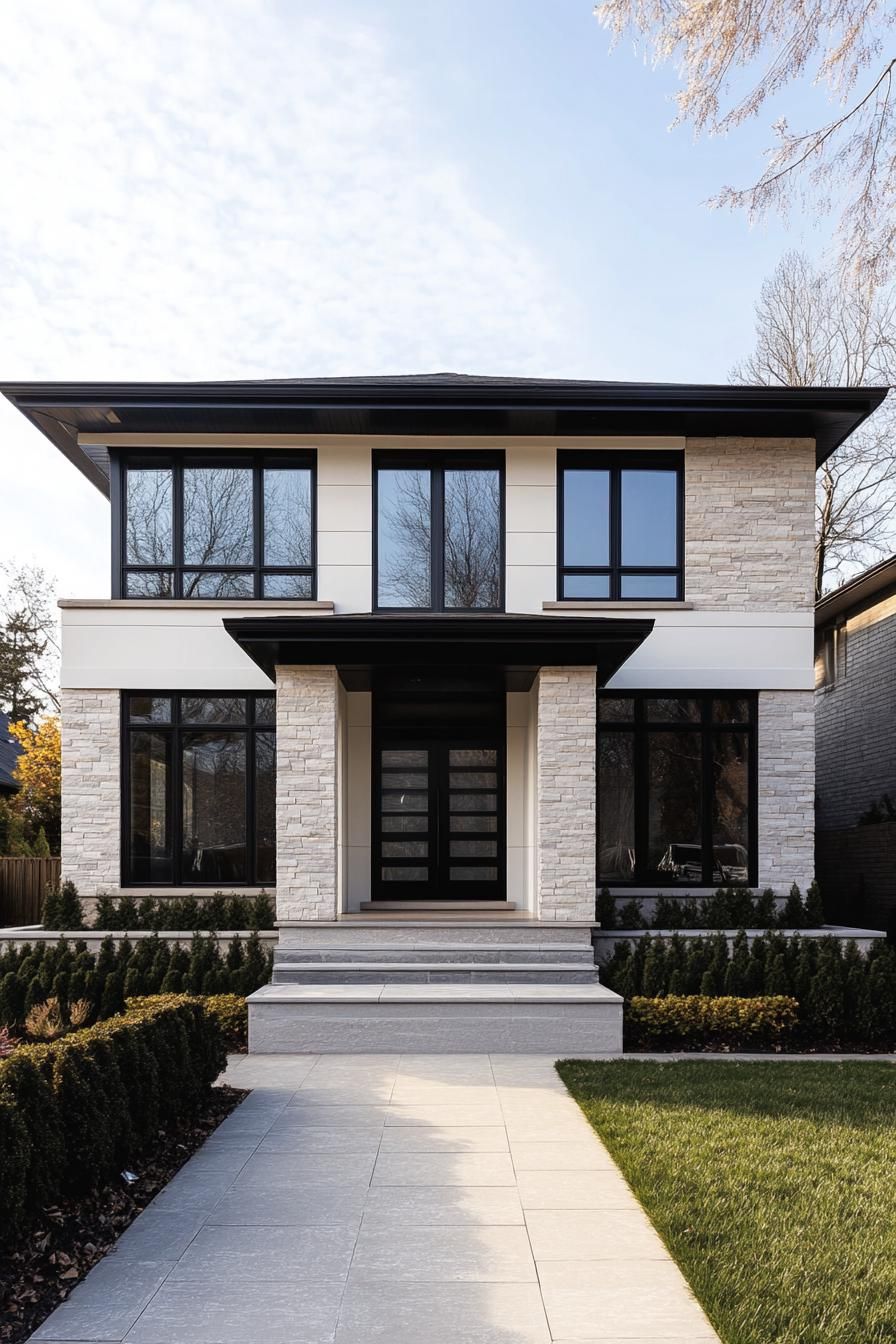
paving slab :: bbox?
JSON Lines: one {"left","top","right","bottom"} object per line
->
{"left": 30, "top": 1052, "right": 720, "bottom": 1344}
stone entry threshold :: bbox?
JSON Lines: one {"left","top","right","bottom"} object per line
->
{"left": 30, "top": 1053, "right": 720, "bottom": 1344}
{"left": 248, "top": 983, "right": 623, "bottom": 1054}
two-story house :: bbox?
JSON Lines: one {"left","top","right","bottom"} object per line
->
{"left": 3, "top": 374, "right": 885, "bottom": 1052}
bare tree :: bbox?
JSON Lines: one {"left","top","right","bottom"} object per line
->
{"left": 731, "top": 251, "right": 896, "bottom": 596}
{"left": 595, "top": 1, "right": 896, "bottom": 285}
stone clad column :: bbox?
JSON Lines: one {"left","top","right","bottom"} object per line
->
{"left": 536, "top": 666, "right": 597, "bottom": 922}
{"left": 275, "top": 665, "right": 339, "bottom": 922}
{"left": 60, "top": 688, "right": 120, "bottom": 897}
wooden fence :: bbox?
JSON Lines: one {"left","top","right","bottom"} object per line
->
{"left": 0, "top": 856, "right": 61, "bottom": 927}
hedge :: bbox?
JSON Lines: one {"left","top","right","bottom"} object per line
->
{"left": 596, "top": 882, "right": 825, "bottom": 932}
{"left": 0, "top": 996, "right": 226, "bottom": 1246}
{"left": 626, "top": 995, "right": 799, "bottom": 1050}
{"left": 130, "top": 992, "right": 248, "bottom": 1051}
{"left": 42, "top": 883, "right": 277, "bottom": 933}
{"left": 603, "top": 931, "right": 896, "bottom": 1047}
{"left": 0, "top": 931, "right": 273, "bottom": 1031}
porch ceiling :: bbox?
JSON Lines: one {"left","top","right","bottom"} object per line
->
{"left": 223, "top": 612, "right": 654, "bottom": 690}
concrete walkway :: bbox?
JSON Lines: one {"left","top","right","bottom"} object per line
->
{"left": 32, "top": 1053, "right": 719, "bottom": 1344}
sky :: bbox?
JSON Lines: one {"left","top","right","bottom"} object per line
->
{"left": 0, "top": 0, "right": 852, "bottom": 599}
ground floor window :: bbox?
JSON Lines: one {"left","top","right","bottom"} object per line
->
{"left": 123, "top": 692, "right": 275, "bottom": 886}
{"left": 598, "top": 693, "right": 756, "bottom": 886}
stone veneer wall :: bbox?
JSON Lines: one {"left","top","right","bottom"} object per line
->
{"left": 275, "top": 665, "right": 339, "bottom": 921}
{"left": 536, "top": 667, "right": 596, "bottom": 921}
{"left": 758, "top": 689, "right": 815, "bottom": 891}
{"left": 685, "top": 437, "right": 816, "bottom": 608}
{"left": 60, "top": 688, "right": 120, "bottom": 897}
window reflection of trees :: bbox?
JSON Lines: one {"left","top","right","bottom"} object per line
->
{"left": 378, "top": 469, "right": 431, "bottom": 607}
{"left": 264, "top": 470, "right": 313, "bottom": 568}
{"left": 126, "top": 470, "right": 173, "bottom": 565}
{"left": 378, "top": 466, "right": 501, "bottom": 609}
{"left": 183, "top": 469, "right": 253, "bottom": 596}
{"left": 444, "top": 471, "right": 501, "bottom": 608}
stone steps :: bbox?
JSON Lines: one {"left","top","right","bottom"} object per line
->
{"left": 272, "top": 943, "right": 596, "bottom": 965}
{"left": 247, "top": 982, "right": 623, "bottom": 1054}
{"left": 271, "top": 961, "right": 600, "bottom": 984}
{"left": 250, "top": 917, "right": 618, "bottom": 1052}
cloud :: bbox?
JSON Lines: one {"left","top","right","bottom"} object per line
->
{"left": 0, "top": 0, "right": 586, "bottom": 596}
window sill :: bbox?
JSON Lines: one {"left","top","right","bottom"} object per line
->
{"left": 59, "top": 599, "right": 335, "bottom": 610}
{"left": 543, "top": 600, "right": 693, "bottom": 611}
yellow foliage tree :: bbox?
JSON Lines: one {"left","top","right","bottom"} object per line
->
{"left": 7, "top": 715, "right": 61, "bottom": 854}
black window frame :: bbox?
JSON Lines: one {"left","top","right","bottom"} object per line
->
{"left": 121, "top": 690, "right": 276, "bottom": 887}
{"left": 111, "top": 450, "right": 317, "bottom": 599}
{"left": 597, "top": 691, "right": 757, "bottom": 887}
{"left": 373, "top": 451, "right": 505, "bottom": 613}
{"left": 557, "top": 451, "right": 684, "bottom": 601}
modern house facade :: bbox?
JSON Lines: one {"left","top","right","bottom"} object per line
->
{"left": 816, "top": 555, "right": 896, "bottom": 929}
{"left": 3, "top": 375, "right": 886, "bottom": 1050}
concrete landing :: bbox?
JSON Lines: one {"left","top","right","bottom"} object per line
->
{"left": 248, "top": 982, "right": 623, "bottom": 1053}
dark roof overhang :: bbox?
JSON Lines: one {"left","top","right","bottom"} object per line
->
{"left": 223, "top": 612, "right": 654, "bottom": 691}
{"left": 0, "top": 374, "right": 888, "bottom": 496}
{"left": 816, "top": 554, "right": 896, "bottom": 627}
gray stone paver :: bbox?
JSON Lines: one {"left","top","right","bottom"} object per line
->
{"left": 29, "top": 1052, "right": 720, "bottom": 1344}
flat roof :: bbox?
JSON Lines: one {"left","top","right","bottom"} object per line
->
{"left": 1, "top": 373, "right": 888, "bottom": 495}
{"left": 816, "top": 555, "right": 896, "bottom": 626}
{"left": 223, "top": 611, "right": 654, "bottom": 691}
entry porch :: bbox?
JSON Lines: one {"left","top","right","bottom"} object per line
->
{"left": 225, "top": 613, "right": 652, "bottom": 923}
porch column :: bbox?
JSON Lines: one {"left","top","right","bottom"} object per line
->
{"left": 536, "top": 666, "right": 597, "bottom": 922}
{"left": 275, "top": 664, "right": 339, "bottom": 922}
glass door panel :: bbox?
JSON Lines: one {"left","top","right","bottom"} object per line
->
{"left": 373, "top": 740, "right": 504, "bottom": 900}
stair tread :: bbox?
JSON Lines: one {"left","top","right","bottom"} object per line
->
{"left": 274, "top": 961, "right": 594, "bottom": 971}
{"left": 359, "top": 901, "right": 517, "bottom": 912}
{"left": 252, "top": 982, "right": 620, "bottom": 1004}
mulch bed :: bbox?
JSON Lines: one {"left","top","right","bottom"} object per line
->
{"left": 0, "top": 1084, "right": 247, "bottom": 1344}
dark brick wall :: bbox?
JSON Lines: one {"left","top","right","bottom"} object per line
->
{"left": 815, "top": 597, "right": 896, "bottom": 830}
{"left": 816, "top": 821, "right": 896, "bottom": 929}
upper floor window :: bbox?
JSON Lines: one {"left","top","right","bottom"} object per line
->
{"left": 375, "top": 453, "right": 503, "bottom": 611}
{"left": 118, "top": 453, "right": 315, "bottom": 599}
{"left": 558, "top": 452, "right": 683, "bottom": 600}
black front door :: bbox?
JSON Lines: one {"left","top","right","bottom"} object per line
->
{"left": 373, "top": 733, "right": 506, "bottom": 901}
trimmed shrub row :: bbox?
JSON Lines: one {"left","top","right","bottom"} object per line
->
{"left": 597, "top": 882, "right": 825, "bottom": 932}
{"left": 43, "top": 883, "right": 276, "bottom": 932}
{"left": 626, "top": 995, "right": 799, "bottom": 1050}
{"left": 603, "top": 931, "right": 896, "bottom": 1046}
{"left": 0, "top": 996, "right": 227, "bottom": 1245}
{"left": 0, "top": 932, "right": 273, "bottom": 1030}
{"left": 132, "top": 993, "right": 249, "bottom": 1052}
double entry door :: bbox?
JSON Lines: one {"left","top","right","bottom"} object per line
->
{"left": 373, "top": 733, "right": 505, "bottom": 901}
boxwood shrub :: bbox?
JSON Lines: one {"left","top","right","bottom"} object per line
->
{"left": 0, "top": 931, "right": 273, "bottom": 1031}
{"left": 130, "top": 992, "right": 248, "bottom": 1052}
{"left": 626, "top": 994, "right": 798, "bottom": 1050}
{"left": 603, "top": 931, "right": 896, "bottom": 1048}
{"left": 0, "top": 996, "right": 226, "bottom": 1246}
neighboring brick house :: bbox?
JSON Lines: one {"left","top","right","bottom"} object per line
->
{"left": 1, "top": 374, "right": 886, "bottom": 1051}
{"left": 816, "top": 556, "right": 896, "bottom": 928}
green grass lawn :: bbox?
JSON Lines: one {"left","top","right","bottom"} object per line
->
{"left": 556, "top": 1061, "right": 896, "bottom": 1344}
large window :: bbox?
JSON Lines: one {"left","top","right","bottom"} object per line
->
{"left": 598, "top": 693, "right": 756, "bottom": 886}
{"left": 558, "top": 452, "right": 683, "bottom": 600}
{"left": 374, "top": 454, "right": 503, "bottom": 611}
{"left": 123, "top": 693, "right": 275, "bottom": 886}
{"left": 117, "top": 454, "right": 315, "bottom": 598}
